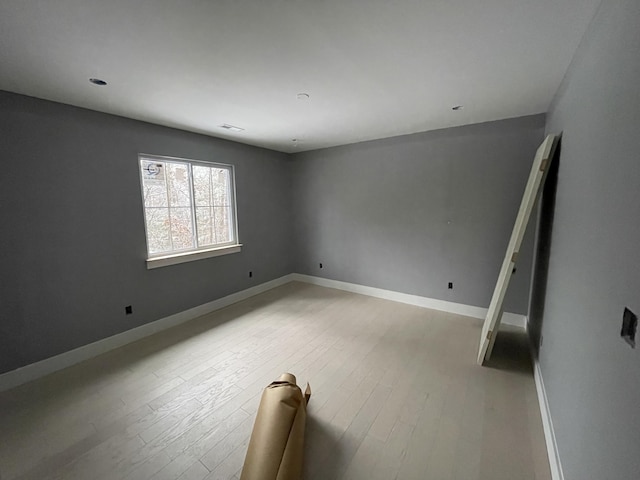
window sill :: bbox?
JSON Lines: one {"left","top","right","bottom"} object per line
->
{"left": 146, "top": 244, "right": 242, "bottom": 269}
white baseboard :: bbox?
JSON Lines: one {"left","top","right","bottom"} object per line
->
{"left": 500, "top": 312, "right": 528, "bottom": 329}
{"left": 290, "top": 274, "right": 527, "bottom": 327}
{"left": 0, "top": 274, "right": 294, "bottom": 392}
{"left": 0, "top": 272, "right": 527, "bottom": 392}
{"left": 533, "top": 359, "right": 565, "bottom": 480}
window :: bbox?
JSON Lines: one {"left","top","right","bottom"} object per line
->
{"left": 139, "top": 154, "right": 240, "bottom": 268}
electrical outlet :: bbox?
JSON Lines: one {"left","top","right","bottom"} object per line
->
{"left": 448, "top": 282, "right": 453, "bottom": 289}
{"left": 621, "top": 307, "right": 637, "bottom": 348}
{"left": 125, "top": 305, "right": 133, "bottom": 315}
{"left": 249, "top": 271, "right": 253, "bottom": 278}
{"left": 319, "top": 263, "right": 323, "bottom": 269}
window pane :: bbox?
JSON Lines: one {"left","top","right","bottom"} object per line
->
{"left": 170, "top": 207, "right": 194, "bottom": 250}
{"left": 141, "top": 161, "right": 168, "bottom": 208}
{"left": 214, "top": 206, "right": 233, "bottom": 243}
{"left": 196, "top": 207, "right": 214, "bottom": 246}
{"left": 143, "top": 183, "right": 168, "bottom": 207}
{"left": 212, "top": 168, "right": 230, "bottom": 206}
{"left": 193, "top": 165, "right": 211, "bottom": 206}
{"left": 145, "top": 207, "right": 171, "bottom": 254}
{"left": 167, "top": 162, "right": 192, "bottom": 207}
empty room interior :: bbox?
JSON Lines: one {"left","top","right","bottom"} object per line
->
{"left": 1, "top": 1, "right": 639, "bottom": 479}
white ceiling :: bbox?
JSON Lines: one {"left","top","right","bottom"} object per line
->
{"left": 0, "top": 0, "right": 600, "bottom": 153}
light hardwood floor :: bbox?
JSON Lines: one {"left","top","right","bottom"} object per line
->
{"left": 0, "top": 282, "right": 550, "bottom": 480}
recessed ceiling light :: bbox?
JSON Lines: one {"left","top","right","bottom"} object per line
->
{"left": 452, "top": 105, "right": 464, "bottom": 111}
{"left": 297, "top": 93, "right": 310, "bottom": 100}
{"left": 89, "top": 78, "right": 107, "bottom": 86}
{"left": 219, "top": 124, "right": 244, "bottom": 132}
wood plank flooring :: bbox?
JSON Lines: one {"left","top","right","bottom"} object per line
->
{"left": 0, "top": 282, "right": 550, "bottom": 480}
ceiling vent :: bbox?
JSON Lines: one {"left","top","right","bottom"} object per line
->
{"left": 219, "top": 124, "right": 244, "bottom": 132}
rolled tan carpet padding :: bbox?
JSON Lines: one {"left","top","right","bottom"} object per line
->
{"left": 240, "top": 373, "right": 311, "bottom": 480}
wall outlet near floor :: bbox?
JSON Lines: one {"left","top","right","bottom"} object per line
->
{"left": 448, "top": 282, "right": 453, "bottom": 289}
{"left": 319, "top": 263, "right": 323, "bottom": 269}
{"left": 125, "top": 305, "right": 133, "bottom": 315}
{"left": 621, "top": 307, "right": 637, "bottom": 348}
{"left": 249, "top": 271, "right": 253, "bottom": 278}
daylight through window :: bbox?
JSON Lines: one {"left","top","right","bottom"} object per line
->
{"left": 139, "top": 155, "right": 238, "bottom": 259}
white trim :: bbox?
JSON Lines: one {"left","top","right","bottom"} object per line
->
{"left": 502, "top": 312, "right": 528, "bottom": 329}
{"left": 146, "top": 244, "right": 242, "bottom": 269}
{"left": 290, "top": 274, "right": 527, "bottom": 327}
{"left": 0, "top": 272, "right": 527, "bottom": 392}
{"left": 0, "top": 274, "right": 294, "bottom": 392}
{"left": 533, "top": 359, "right": 565, "bottom": 480}
{"left": 139, "top": 153, "right": 240, "bottom": 270}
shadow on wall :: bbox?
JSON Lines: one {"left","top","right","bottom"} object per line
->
{"left": 528, "top": 137, "right": 562, "bottom": 358}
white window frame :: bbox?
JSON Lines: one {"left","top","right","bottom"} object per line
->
{"left": 138, "top": 153, "right": 241, "bottom": 269}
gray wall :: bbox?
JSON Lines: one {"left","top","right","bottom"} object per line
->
{"left": 0, "top": 91, "right": 292, "bottom": 374}
{"left": 530, "top": 0, "right": 640, "bottom": 478}
{"left": 291, "top": 115, "right": 545, "bottom": 314}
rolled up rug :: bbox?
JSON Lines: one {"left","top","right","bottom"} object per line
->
{"left": 240, "top": 373, "right": 311, "bottom": 480}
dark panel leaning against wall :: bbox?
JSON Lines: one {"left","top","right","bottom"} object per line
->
{"left": 531, "top": 0, "right": 640, "bottom": 479}
{"left": 0, "top": 90, "right": 292, "bottom": 374}
{"left": 290, "top": 114, "right": 545, "bottom": 315}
